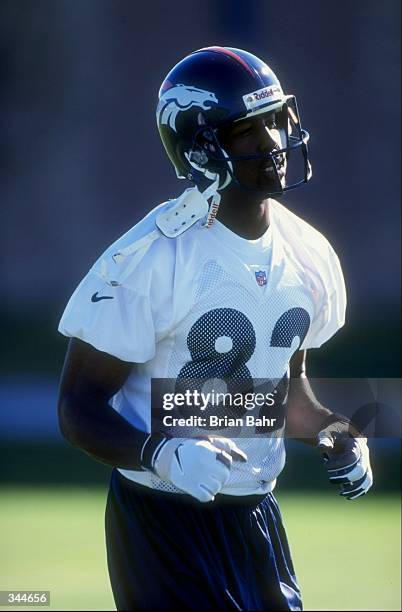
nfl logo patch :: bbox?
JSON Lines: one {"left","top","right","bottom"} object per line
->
{"left": 255, "top": 270, "right": 267, "bottom": 286}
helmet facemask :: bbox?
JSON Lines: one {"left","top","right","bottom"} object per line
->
{"left": 185, "top": 96, "right": 311, "bottom": 196}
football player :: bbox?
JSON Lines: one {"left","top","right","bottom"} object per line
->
{"left": 57, "top": 47, "right": 373, "bottom": 611}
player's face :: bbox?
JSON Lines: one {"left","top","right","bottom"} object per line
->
{"left": 218, "top": 110, "right": 287, "bottom": 193}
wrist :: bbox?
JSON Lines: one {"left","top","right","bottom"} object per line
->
{"left": 153, "top": 438, "right": 182, "bottom": 481}
{"left": 318, "top": 413, "right": 364, "bottom": 438}
{"left": 140, "top": 433, "right": 171, "bottom": 473}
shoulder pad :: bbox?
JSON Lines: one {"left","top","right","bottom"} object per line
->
{"left": 156, "top": 188, "right": 209, "bottom": 237}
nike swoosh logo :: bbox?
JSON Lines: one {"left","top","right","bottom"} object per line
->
{"left": 174, "top": 445, "right": 184, "bottom": 472}
{"left": 91, "top": 292, "right": 114, "bottom": 302}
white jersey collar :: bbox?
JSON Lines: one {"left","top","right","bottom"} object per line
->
{"left": 210, "top": 218, "right": 272, "bottom": 257}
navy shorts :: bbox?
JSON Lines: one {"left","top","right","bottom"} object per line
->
{"left": 105, "top": 470, "right": 302, "bottom": 611}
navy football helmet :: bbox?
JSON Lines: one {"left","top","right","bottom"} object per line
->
{"left": 157, "top": 46, "right": 312, "bottom": 195}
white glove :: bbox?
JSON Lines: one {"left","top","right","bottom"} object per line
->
{"left": 153, "top": 437, "right": 247, "bottom": 502}
{"left": 317, "top": 426, "right": 373, "bottom": 500}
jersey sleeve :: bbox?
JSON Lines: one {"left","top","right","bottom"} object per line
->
{"left": 59, "top": 272, "right": 156, "bottom": 362}
{"left": 300, "top": 240, "right": 346, "bottom": 350}
{"left": 58, "top": 236, "right": 176, "bottom": 363}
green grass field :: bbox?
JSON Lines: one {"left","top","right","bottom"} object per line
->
{"left": 0, "top": 487, "right": 400, "bottom": 611}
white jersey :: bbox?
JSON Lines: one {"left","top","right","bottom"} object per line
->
{"left": 59, "top": 197, "right": 346, "bottom": 496}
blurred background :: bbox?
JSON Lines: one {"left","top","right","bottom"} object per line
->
{"left": 0, "top": 0, "right": 400, "bottom": 610}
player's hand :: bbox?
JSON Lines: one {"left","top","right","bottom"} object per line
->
{"left": 153, "top": 437, "right": 247, "bottom": 502}
{"left": 317, "top": 426, "right": 373, "bottom": 500}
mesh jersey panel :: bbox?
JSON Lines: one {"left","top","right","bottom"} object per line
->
{"left": 195, "top": 260, "right": 227, "bottom": 300}
{"left": 117, "top": 246, "right": 313, "bottom": 494}
{"left": 163, "top": 256, "right": 307, "bottom": 491}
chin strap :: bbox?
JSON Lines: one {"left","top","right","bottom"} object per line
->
{"left": 198, "top": 175, "right": 221, "bottom": 228}
{"left": 202, "top": 190, "right": 221, "bottom": 228}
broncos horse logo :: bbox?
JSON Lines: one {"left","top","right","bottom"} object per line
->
{"left": 157, "top": 84, "right": 218, "bottom": 132}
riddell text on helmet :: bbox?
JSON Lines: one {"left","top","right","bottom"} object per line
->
{"left": 243, "top": 85, "right": 283, "bottom": 110}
